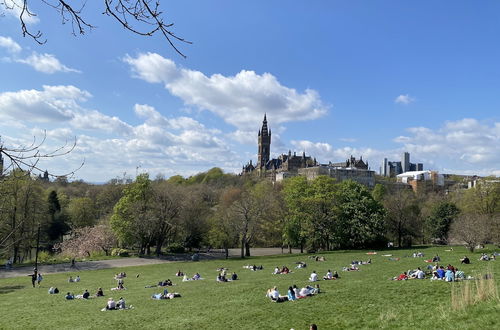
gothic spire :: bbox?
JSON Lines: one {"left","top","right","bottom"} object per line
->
{"left": 261, "top": 114, "right": 269, "bottom": 136}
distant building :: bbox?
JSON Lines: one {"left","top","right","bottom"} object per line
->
{"left": 396, "top": 170, "right": 444, "bottom": 193}
{"left": 297, "top": 165, "right": 375, "bottom": 187}
{"left": 381, "top": 152, "right": 423, "bottom": 177}
{"left": 243, "top": 115, "right": 375, "bottom": 186}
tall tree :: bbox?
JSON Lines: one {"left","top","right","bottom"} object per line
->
{"left": 383, "top": 188, "right": 421, "bottom": 247}
{"left": 45, "top": 190, "right": 70, "bottom": 244}
{"left": 425, "top": 202, "right": 460, "bottom": 244}
{"left": 334, "top": 180, "right": 386, "bottom": 249}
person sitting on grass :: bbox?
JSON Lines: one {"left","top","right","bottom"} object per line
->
{"left": 460, "top": 256, "right": 470, "bottom": 264}
{"left": 455, "top": 268, "right": 466, "bottom": 280}
{"left": 192, "top": 273, "right": 201, "bottom": 280}
{"left": 309, "top": 271, "right": 318, "bottom": 282}
{"left": 432, "top": 255, "right": 441, "bottom": 262}
{"left": 74, "top": 275, "right": 80, "bottom": 282}
{"left": 65, "top": 292, "right": 74, "bottom": 300}
{"left": 445, "top": 269, "right": 455, "bottom": 282}
{"left": 267, "top": 286, "right": 287, "bottom": 302}
{"left": 82, "top": 289, "right": 90, "bottom": 299}
{"left": 273, "top": 266, "right": 281, "bottom": 274}
{"left": 217, "top": 274, "right": 228, "bottom": 282}
{"left": 68, "top": 276, "right": 74, "bottom": 283}
{"left": 176, "top": 270, "right": 184, "bottom": 277}
{"left": 96, "top": 288, "right": 104, "bottom": 297}
{"left": 281, "top": 266, "right": 290, "bottom": 274}
{"left": 332, "top": 271, "right": 339, "bottom": 279}
{"left": 436, "top": 266, "right": 446, "bottom": 279}
{"left": 323, "top": 270, "right": 333, "bottom": 280}
{"left": 287, "top": 286, "right": 297, "bottom": 301}
{"left": 117, "top": 297, "right": 126, "bottom": 309}
{"left": 231, "top": 272, "right": 238, "bottom": 281}
{"left": 105, "top": 298, "right": 116, "bottom": 310}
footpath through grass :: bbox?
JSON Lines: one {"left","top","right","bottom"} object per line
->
{"left": 0, "top": 246, "right": 499, "bottom": 330}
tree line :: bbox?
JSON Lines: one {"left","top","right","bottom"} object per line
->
{"left": 1, "top": 167, "right": 499, "bottom": 263}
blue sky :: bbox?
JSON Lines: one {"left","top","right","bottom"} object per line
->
{"left": 1, "top": 1, "right": 499, "bottom": 181}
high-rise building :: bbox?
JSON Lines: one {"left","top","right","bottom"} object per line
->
{"left": 380, "top": 152, "right": 423, "bottom": 177}
{"left": 402, "top": 152, "right": 410, "bottom": 173}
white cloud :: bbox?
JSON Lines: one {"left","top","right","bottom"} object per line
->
{"left": 0, "top": 92, "right": 243, "bottom": 181}
{"left": 17, "top": 53, "right": 80, "bottom": 74}
{"left": 395, "top": 118, "right": 500, "bottom": 174}
{"left": 2, "top": 0, "right": 40, "bottom": 24}
{"left": 0, "top": 36, "right": 21, "bottom": 53}
{"left": 124, "top": 52, "right": 329, "bottom": 130}
{"left": 394, "top": 94, "right": 415, "bottom": 105}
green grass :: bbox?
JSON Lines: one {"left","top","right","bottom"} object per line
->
{"left": 0, "top": 246, "right": 499, "bottom": 329}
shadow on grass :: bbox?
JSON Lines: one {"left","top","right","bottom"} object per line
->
{"left": 0, "top": 285, "right": 25, "bottom": 294}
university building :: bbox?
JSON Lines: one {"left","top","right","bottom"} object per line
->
{"left": 242, "top": 115, "right": 375, "bottom": 187}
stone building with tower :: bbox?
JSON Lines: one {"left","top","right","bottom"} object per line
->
{"left": 242, "top": 115, "right": 375, "bottom": 186}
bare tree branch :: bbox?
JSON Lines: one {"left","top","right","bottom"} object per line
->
{"left": 0, "top": 131, "right": 84, "bottom": 180}
{"left": 2, "top": 0, "right": 191, "bottom": 57}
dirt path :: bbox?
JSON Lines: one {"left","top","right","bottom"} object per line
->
{"left": 0, "top": 248, "right": 302, "bottom": 279}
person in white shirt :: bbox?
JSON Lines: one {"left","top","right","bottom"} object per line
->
{"left": 415, "top": 268, "right": 425, "bottom": 279}
{"left": 323, "top": 270, "right": 333, "bottom": 280}
{"left": 309, "top": 271, "right": 318, "bottom": 282}
{"left": 106, "top": 298, "right": 116, "bottom": 310}
{"left": 117, "top": 297, "right": 126, "bottom": 309}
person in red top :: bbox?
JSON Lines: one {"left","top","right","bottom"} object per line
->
{"left": 396, "top": 272, "right": 408, "bottom": 280}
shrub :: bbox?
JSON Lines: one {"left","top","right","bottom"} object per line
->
{"left": 37, "top": 251, "right": 54, "bottom": 263}
{"left": 167, "top": 243, "right": 185, "bottom": 254}
{"left": 111, "top": 248, "right": 129, "bottom": 257}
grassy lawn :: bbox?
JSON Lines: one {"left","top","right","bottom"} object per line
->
{"left": 0, "top": 246, "right": 499, "bottom": 330}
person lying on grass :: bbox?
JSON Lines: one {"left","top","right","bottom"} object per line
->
{"left": 65, "top": 292, "right": 74, "bottom": 300}
{"left": 48, "top": 287, "right": 59, "bottom": 294}
{"left": 295, "top": 262, "right": 307, "bottom": 269}
{"left": 409, "top": 267, "right": 425, "bottom": 279}
{"left": 158, "top": 279, "right": 173, "bottom": 287}
{"left": 343, "top": 265, "right": 359, "bottom": 271}
{"left": 392, "top": 272, "right": 408, "bottom": 281}
{"left": 151, "top": 288, "right": 181, "bottom": 300}
{"left": 298, "top": 285, "right": 320, "bottom": 298}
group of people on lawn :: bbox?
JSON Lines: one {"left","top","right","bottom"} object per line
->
{"left": 394, "top": 260, "right": 468, "bottom": 282}
{"left": 266, "top": 284, "right": 320, "bottom": 302}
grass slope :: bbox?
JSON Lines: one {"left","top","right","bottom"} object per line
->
{"left": 0, "top": 246, "right": 499, "bottom": 330}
